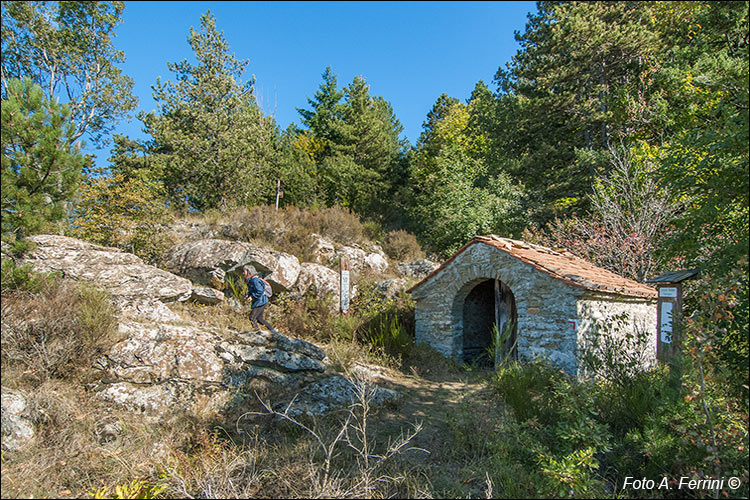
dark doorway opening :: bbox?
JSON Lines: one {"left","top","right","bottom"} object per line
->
{"left": 462, "top": 279, "right": 517, "bottom": 366}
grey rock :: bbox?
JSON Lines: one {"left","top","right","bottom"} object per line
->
{"left": 94, "top": 321, "right": 331, "bottom": 414}
{"left": 375, "top": 278, "right": 409, "bottom": 300}
{"left": 165, "top": 238, "right": 300, "bottom": 292}
{"left": 191, "top": 286, "right": 225, "bottom": 305}
{"left": 364, "top": 252, "right": 389, "bottom": 274}
{"left": 310, "top": 234, "right": 389, "bottom": 274}
{"left": 1, "top": 388, "right": 34, "bottom": 451}
{"left": 219, "top": 343, "right": 326, "bottom": 373}
{"left": 293, "top": 262, "right": 341, "bottom": 307}
{"left": 279, "top": 375, "right": 401, "bottom": 417}
{"left": 20, "top": 235, "right": 193, "bottom": 307}
{"left": 397, "top": 259, "right": 439, "bottom": 279}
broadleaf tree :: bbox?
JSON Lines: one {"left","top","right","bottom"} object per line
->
{"left": 1, "top": 1, "right": 137, "bottom": 146}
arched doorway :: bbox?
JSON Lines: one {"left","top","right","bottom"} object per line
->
{"left": 462, "top": 279, "right": 517, "bottom": 366}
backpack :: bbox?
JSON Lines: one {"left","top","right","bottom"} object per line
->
{"left": 260, "top": 278, "right": 273, "bottom": 298}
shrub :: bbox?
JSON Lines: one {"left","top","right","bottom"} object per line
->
{"left": 1, "top": 277, "right": 119, "bottom": 384}
{"left": 382, "top": 229, "right": 425, "bottom": 261}
{"left": 361, "top": 220, "right": 386, "bottom": 243}
{"left": 492, "top": 360, "right": 612, "bottom": 498}
{"left": 351, "top": 280, "right": 415, "bottom": 358}
{"left": 1, "top": 259, "right": 57, "bottom": 294}
{"left": 219, "top": 204, "right": 371, "bottom": 261}
{"left": 493, "top": 359, "right": 560, "bottom": 423}
{"left": 70, "top": 173, "right": 174, "bottom": 265}
{"left": 357, "top": 309, "right": 413, "bottom": 357}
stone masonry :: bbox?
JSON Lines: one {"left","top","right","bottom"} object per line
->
{"left": 408, "top": 236, "right": 658, "bottom": 375}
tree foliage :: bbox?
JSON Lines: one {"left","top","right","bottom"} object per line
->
{"left": 141, "top": 11, "right": 280, "bottom": 211}
{"left": 70, "top": 171, "right": 173, "bottom": 264}
{"left": 1, "top": 1, "right": 137, "bottom": 145}
{"left": 294, "top": 68, "right": 406, "bottom": 218}
{"left": 405, "top": 90, "right": 524, "bottom": 256}
{"left": 1, "top": 77, "right": 85, "bottom": 238}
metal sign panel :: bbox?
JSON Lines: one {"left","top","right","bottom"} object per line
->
{"left": 660, "top": 301, "right": 674, "bottom": 344}
{"left": 659, "top": 287, "right": 678, "bottom": 298}
{"left": 340, "top": 269, "right": 350, "bottom": 313}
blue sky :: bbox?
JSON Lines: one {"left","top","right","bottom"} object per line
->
{"left": 90, "top": 1, "right": 535, "bottom": 166}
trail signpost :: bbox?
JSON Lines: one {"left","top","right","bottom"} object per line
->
{"left": 340, "top": 257, "right": 350, "bottom": 314}
{"left": 646, "top": 269, "right": 700, "bottom": 363}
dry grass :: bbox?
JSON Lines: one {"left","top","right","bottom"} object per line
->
{"left": 237, "top": 371, "right": 430, "bottom": 499}
{"left": 168, "top": 300, "right": 253, "bottom": 333}
{"left": 1, "top": 279, "right": 120, "bottom": 386}
{"left": 179, "top": 205, "right": 389, "bottom": 262}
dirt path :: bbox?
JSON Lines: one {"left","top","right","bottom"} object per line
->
{"left": 368, "top": 367, "right": 500, "bottom": 456}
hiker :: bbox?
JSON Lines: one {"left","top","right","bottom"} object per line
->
{"left": 243, "top": 265, "right": 279, "bottom": 334}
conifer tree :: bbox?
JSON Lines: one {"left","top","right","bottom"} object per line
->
{"left": 142, "top": 11, "right": 280, "bottom": 211}
{"left": 1, "top": 77, "right": 85, "bottom": 237}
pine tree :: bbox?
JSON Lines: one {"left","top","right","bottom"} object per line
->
{"left": 141, "top": 11, "right": 280, "bottom": 211}
{"left": 296, "top": 66, "right": 344, "bottom": 162}
{"left": 1, "top": 77, "right": 85, "bottom": 237}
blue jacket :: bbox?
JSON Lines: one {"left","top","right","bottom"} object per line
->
{"left": 245, "top": 276, "right": 268, "bottom": 308}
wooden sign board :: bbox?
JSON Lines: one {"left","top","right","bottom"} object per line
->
{"left": 656, "top": 283, "right": 682, "bottom": 363}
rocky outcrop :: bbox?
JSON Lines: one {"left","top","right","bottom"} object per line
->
{"left": 165, "top": 239, "right": 301, "bottom": 292}
{"left": 293, "top": 262, "right": 342, "bottom": 309}
{"left": 92, "top": 319, "right": 396, "bottom": 417}
{"left": 364, "top": 252, "right": 389, "bottom": 274}
{"left": 190, "top": 286, "right": 225, "bottom": 305}
{"left": 397, "top": 259, "right": 439, "bottom": 279}
{"left": 92, "top": 319, "right": 332, "bottom": 414}
{"left": 1, "top": 388, "right": 34, "bottom": 451}
{"left": 20, "top": 235, "right": 193, "bottom": 313}
{"left": 279, "top": 374, "right": 401, "bottom": 417}
{"left": 311, "top": 234, "right": 389, "bottom": 275}
{"left": 14, "top": 234, "right": 399, "bottom": 419}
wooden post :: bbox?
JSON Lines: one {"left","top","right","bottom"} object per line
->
{"left": 274, "top": 179, "right": 282, "bottom": 211}
{"left": 494, "top": 279, "right": 503, "bottom": 367}
{"left": 340, "top": 257, "right": 350, "bottom": 314}
{"left": 656, "top": 283, "right": 683, "bottom": 363}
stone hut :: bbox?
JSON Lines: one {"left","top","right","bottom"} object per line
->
{"left": 407, "top": 236, "right": 658, "bottom": 375}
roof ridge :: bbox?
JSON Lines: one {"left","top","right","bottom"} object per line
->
{"left": 408, "top": 236, "right": 656, "bottom": 299}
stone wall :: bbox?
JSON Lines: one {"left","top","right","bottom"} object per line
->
{"left": 576, "top": 293, "right": 658, "bottom": 377}
{"left": 412, "top": 242, "right": 658, "bottom": 375}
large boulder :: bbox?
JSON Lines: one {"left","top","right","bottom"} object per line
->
{"left": 1, "top": 388, "right": 35, "bottom": 451}
{"left": 190, "top": 286, "right": 225, "bottom": 305}
{"left": 397, "top": 259, "right": 439, "bottom": 279}
{"left": 293, "top": 262, "right": 342, "bottom": 309}
{"left": 93, "top": 320, "right": 329, "bottom": 414}
{"left": 20, "top": 235, "right": 193, "bottom": 312}
{"left": 165, "top": 239, "right": 301, "bottom": 292}
{"left": 364, "top": 252, "right": 389, "bottom": 274}
{"left": 310, "top": 234, "right": 389, "bottom": 275}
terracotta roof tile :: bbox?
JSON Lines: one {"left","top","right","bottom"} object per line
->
{"left": 408, "top": 235, "right": 657, "bottom": 299}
